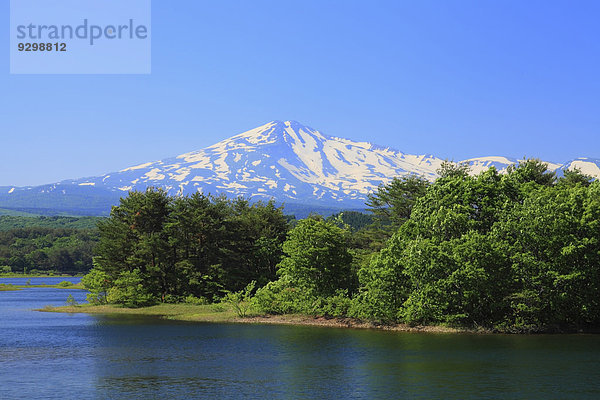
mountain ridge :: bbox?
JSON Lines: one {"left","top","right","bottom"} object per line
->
{"left": 1, "top": 120, "right": 599, "bottom": 216}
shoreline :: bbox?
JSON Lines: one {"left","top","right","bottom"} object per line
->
{"left": 1, "top": 282, "right": 84, "bottom": 291}
{"left": 234, "top": 314, "right": 474, "bottom": 333}
{"left": 40, "top": 303, "right": 479, "bottom": 334}
{"left": 0, "top": 274, "right": 82, "bottom": 278}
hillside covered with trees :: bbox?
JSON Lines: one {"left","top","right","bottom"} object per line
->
{"left": 0, "top": 216, "right": 103, "bottom": 231}
{"left": 82, "top": 160, "right": 600, "bottom": 332}
{"left": 0, "top": 227, "right": 98, "bottom": 275}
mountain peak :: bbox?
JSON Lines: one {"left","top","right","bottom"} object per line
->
{"left": 228, "top": 120, "right": 328, "bottom": 148}
{"left": 59, "top": 120, "right": 446, "bottom": 206}
{"left": 3, "top": 121, "right": 598, "bottom": 217}
{"left": 268, "top": 119, "right": 310, "bottom": 127}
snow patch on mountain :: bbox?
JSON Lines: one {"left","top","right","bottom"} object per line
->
{"left": 560, "top": 158, "right": 600, "bottom": 177}
{"left": 3, "top": 121, "right": 597, "bottom": 212}
{"left": 53, "top": 121, "right": 597, "bottom": 207}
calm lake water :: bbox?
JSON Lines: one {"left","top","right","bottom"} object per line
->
{"left": 1, "top": 277, "right": 600, "bottom": 399}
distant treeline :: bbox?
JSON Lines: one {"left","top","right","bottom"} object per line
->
{"left": 0, "top": 227, "right": 99, "bottom": 275}
{"left": 0, "top": 208, "right": 369, "bottom": 277}
{"left": 0, "top": 216, "right": 103, "bottom": 231}
{"left": 83, "top": 160, "right": 600, "bottom": 332}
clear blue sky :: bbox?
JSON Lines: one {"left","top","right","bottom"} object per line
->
{"left": 1, "top": 0, "right": 599, "bottom": 186}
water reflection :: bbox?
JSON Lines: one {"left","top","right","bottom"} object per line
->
{"left": 0, "top": 276, "right": 82, "bottom": 286}
{"left": 1, "top": 285, "right": 600, "bottom": 399}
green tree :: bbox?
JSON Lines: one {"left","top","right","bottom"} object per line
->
{"left": 355, "top": 167, "right": 519, "bottom": 327}
{"left": 65, "top": 294, "right": 79, "bottom": 307}
{"left": 94, "top": 188, "right": 173, "bottom": 302}
{"left": 366, "top": 175, "right": 430, "bottom": 227}
{"left": 92, "top": 189, "right": 289, "bottom": 306}
{"left": 224, "top": 280, "right": 256, "bottom": 317}
{"left": 558, "top": 167, "right": 594, "bottom": 187}
{"left": 167, "top": 193, "right": 230, "bottom": 300}
{"left": 81, "top": 267, "right": 110, "bottom": 304}
{"left": 506, "top": 158, "right": 556, "bottom": 187}
{"left": 277, "top": 217, "right": 354, "bottom": 297}
{"left": 350, "top": 228, "right": 410, "bottom": 323}
{"left": 493, "top": 182, "right": 600, "bottom": 331}
{"left": 437, "top": 161, "right": 471, "bottom": 179}
{"left": 106, "top": 269, "right": 155, "bottom": 308}
{"left": 220, "top": 198, "right": 288, "bottom": 291}
{"left": 409, "top": 167, "right": 508, "bottom": 239}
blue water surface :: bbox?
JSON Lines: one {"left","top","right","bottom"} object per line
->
{"left": 1, "top": 280, "right": 599, "bottom": 399}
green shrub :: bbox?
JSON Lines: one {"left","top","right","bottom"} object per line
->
{"left": 106, "top": 269, "right": 155, "bottom": 308}
{"left": 162, "top": 294, "right": 183, "bottom": 304}
{"left": 81, "top": 268, "right": 110, "bottom": 305}
{"left": 223, "top": 281, "right": 256, "bottom": 318}
{"left": 313, "top": 290, "right": 352, "bottom": 317}
{"left": 65, "top": 294, "right": 79, "bottom": 306}
{"left": 58, "top": 281, "right": 73, "bottom": 287}
{"left": 253, "top": 277, "right": 313, "bottom": 315}
{"left": 184, "top": 295, "right": 209, "bottom": 305}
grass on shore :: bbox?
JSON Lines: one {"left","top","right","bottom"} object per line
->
{"left": 0, "top": 282, "right": 84, "bottom": 290}
{"left": 6, "top": 284, "right": 473, "bottom": 333}
{"left": 26, "top": 282, "right": 85, "bottom": 289}
{"left": 0, "top": 283, "right": 21, "bottom": 291}
{"left": 42, "top": 302, "right": 241, "bottom": 323}
{"left": 40, "top": 302, "right": 466, "bottom": 333}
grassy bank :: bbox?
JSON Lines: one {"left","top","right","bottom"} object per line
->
{"left": 41, "top": 303, "right": 467, "bottom": 333}
{"left": 26, "top": 282, "right": 85, "bottom": 289}
{"left": 0, "top": 283, "right": 20, "bottom": 291}
{"left": 0, "top": 282, "right": 84, "bottom": 290}
{"left": 41, "top": 303, "right": 239, "bottom": 323}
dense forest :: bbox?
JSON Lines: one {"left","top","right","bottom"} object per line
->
{"left": 84, "top": 192, "right": 289, "bottom": 305}
{"left": 0, "top": 216, "right": 103, "bottom": 231}
{"left": 0, "top": 226, "right": 98, "bottom": 274}
{"left": 82, "top": 160, "right": 600, "bottom": 332}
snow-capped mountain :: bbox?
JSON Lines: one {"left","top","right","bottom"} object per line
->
{"left": 1, "top": 120, "right": 598, "bottom": 216}
{"left": 559, "top": 157, "right": 600, "bottom": 178}
{"left": 462, "top": 156, "right": 558, "bottom": 175}
{"left": 62, "top": 120, "right": 447, "bottom": 207}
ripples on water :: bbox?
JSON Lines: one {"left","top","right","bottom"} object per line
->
{"left": 1, "top": 277, "right": 599, "bottom": 399}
